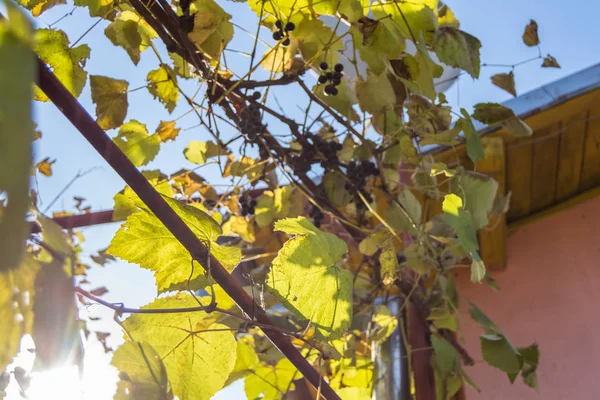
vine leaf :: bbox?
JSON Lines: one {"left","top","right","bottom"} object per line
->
{"left": 295, "top": 17, "right": 343, "bottom": 68}
{"left": 522, "top": 20, "right": 540, "bottom": 47}
{"left": 268, "top": 217, "right": 352, "bottom": 339}
{"left": 105, "top": 11, "right": 158, "bottom": 65}
{"left": 480, "top": 334, "right": 521, "bottom": 373}
{"left": 188, "top": 0, "right": 234, "bottom": 59}
{"left": 472, "top": 102, "right": 532, "bottom": 137}
{"left": 355, "top": 70, "right": 396, "bottom": 114}
{"left": 32, "top": 258, "right": 82, "bottom": 370}
{"left": 371, "top": 305, "right": 398, "bottom": 343}
{"left": 542, "top": 55, "right": 560, "bottom": 69}
{"left": 352, "top": 19, "right": 405, "bottom": 75}
{"left": 324, "top": 171, "right": 352, "bottom": 207}
{"left": 169, "top": 52, "right": 194, "bottom": 79}
{"left": 372, "top": 0, "right": 438, "bottom": 44}
{"left": 415, "top": 42, "right": 444, "bottom": 100}
{"left": 34, "top": 28, "right": 90, "bottom": 102}
{"left": 183, "top": 140, "right": 225, "bottom": 164}
{"left": 90, "top": 75, "right": 129, "bottom": 130}
{"left": 442, "top": 194, "right": 478, "bottom": 253}
{"left": 314, "top": 82, "right": 360, "bottom": 122}
{"left": 338, "top": 387, "right": 371, "bottom": 400}
{"left": 156, "top": 120, "right": 180, "bottom": 142}
{"left": 225, "top": 336, "right": 260, "bottom": 386}
{"left": 111, "top": 341, "right": 173, "bottom": 400}
{"left": 108, "top": 196, "right": 241, "bottom": 293}
{"left": 451, "top": 171, "right": 498, "bottom": 230}
{"left": 470, "top": 252, "right": 486, "bottom": 283}
{"left": 16, "top": 0, "right": 65, "bottom": 17}
{"left": 147, "top": 65, "right": 179, "bottom": 113}
{"left": 491, "top": 71, "right": 517, "bottom": 97}
{"left": 35, "top": 157, "right": 55, "bottom": 177}
{"left": 0, "top": 3, "right": 34, "bottom": 272}
{"left": 460, "top": 110, "right": 485, "bottom": 163}
{"left": 113, "top": 120, "right": 161, "bottom": 167}
{"left": 431, "top": 335, "right": 459, "bottom": 378}
{"left": 384, "top": 188, "right": 421, "bottom": 233}
{"left": 222, "top": 215, "right": 256, "bottom": 243}
{"left": 113, "top": 170, "right": 173, "bottom": 221}
{"left": 122, "top": 294, "right": 237, "bottom": 400}
{"left": 244, "top": 359, "right": 297, "bottom": 400}
{"left": 433, "top": 27, "right": 481, "bottom": 78}
{"left": 74, "top": 0, "right": 114, "bottom": 18}
{"left": 0, "top": 255, "right": 39, "bottom": 370}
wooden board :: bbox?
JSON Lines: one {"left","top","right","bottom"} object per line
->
{"left": 556, "top": 110, "right": 588, "bottom": 202}
{"left": 505, "top": 140, "right": 533, "bottom": 221}
{"left": 530, "top": 123, "right": 561, "bottom": 212}
{"left": 476, "top": 137, "right": 507, "bottom": 271}
{"left": 579, "top": 111, "right": 600, "bottom": 191}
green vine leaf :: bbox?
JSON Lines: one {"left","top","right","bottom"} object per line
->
{"left": 32, "top": 258, "right": 81, "bottom": 370}
{"left": 472, "top": 102, "right": 532, "bottom": 137}
{"left": 451, "top": 171, "right": 498, "bottom": 230}
{"left": 433, "top": 27, "right": 481, "bottom": 78}
{"left": 314, "top": 82, "right": 359, "bottom": 122}
{"left": 34, "top": 28, "right": 91, "bottom": 102}
{"left": 0, "top": 6, "right": 34, "bottom": 271}
{"left": 74, "top": 0, "right": 114, "bottom": 18}
{"left": 90, "top": 75, "right": 129, "bottom": 130}
{"left": 113, "top": 170, "right": 173, "bottom": 221}
{"left": 113, "top": 120, "right": 161, "bottom": 167}
{"left": 338, "top": 387, "right": 371, "bottom": 400}
{"left": 415, "top": 43, "right": 444, "bottom": 100}
{"left": 442, "top": 193, "right": 478, "bottom": 253}
{"left": 296, "top": 17, "right": 343, "bottom": 68}
{"left": 460, "top": 109, "right": 485, "bottom": 163}
{"left": 480, "top": 333, "right": 521, "bottom": 373}
{"left": 244, "top": 359, "right": 298, "bottom": 400}
{"left": 105, "top": 10, "right": 158, "bottom": 65}
{"left": 371, "top": 305, "right": 398, "bottom": 343}
{"left": 188, "top": 0, "right": 234, "bottom": 59}
{"left": 16, "top": 0, "right": 65, "bottom": 17}
{"left": 226, "top": 336, "right": 260, "bottom": 386}
{"left": 372, "top": 0, "right": 438, "bottom": 44}
{"left": 268, "top": 217, "right": 352, "bottom": 339}
{"left": 147, "top": 65, "right": 179, "bottom": 113}
{"left": 431, "top": 335, "right": 459, "bottom": 378}
{"left": 351, "top": 18, "right": 405, "bottom": 75}
{"left": 122, "top": 294, "right": 237, "bottom": 400}
{"left": 112, "top": 341, "right": 173, "bottom": 400}
{"left": 108, "top": 196, "right": 241, "bottom": 293}
{"left": 0, "top": 255, "right": 39, "bottom": 370}
{"left": 355, "top": 70, "right": 396, "bottom": 114}
{"left": 183, "top": 140, "right": 225, "bottom": 164}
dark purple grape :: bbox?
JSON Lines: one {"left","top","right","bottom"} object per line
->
{"left": 325, "top": 71, "right": 333, "bottom": 80}
{"left": 328, "top": 86, "right": 338, "bottom": 96}
{"left": 282, "top": 38, "right": 291, "bottom": 46}
{"left": 334, "top": 63, "right": 344, "bottom": 72}
{"left": 273, "top": 31, "right": 283, "bottom": 41}
{"left": 318, "top": 75, "right": 328, "bottom": 84}
{"left": 319, "top": 61, "right": 328, "bottom": 71}
{"left": 324, "top": 85, "right": 335, "bottom": 96}
{"left": 285, "top": 22, "right": 295, "bottom": 31}
{"left": 252, "top": 91, "right": 261, "bottom": 100}
{"left": 333, "top": 71, "right": 343, "bottom": 80}
{"left": 332, "top": 77, "right": 342, "bottom": 86}
{"left": 275, "top": 20, "right": 283, "bottom": 29}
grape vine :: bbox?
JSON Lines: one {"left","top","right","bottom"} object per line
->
{"left": 0, "top": 1, "right": 557, "bottom": 399}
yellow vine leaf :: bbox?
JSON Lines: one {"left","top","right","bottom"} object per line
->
{"left": 34, "top": 28, "right": 91, "bottom": 101}
{"left": 90, "top": 75, "right": 129, "bottom": 130}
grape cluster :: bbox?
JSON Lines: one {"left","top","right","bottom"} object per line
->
{"left": 345, "top": 160, "right": 378, "bottom": 209}
{"left": 311, "top": 133, "right": 342, "bottom": 170}
{"left": 289, "top": 134, "right": 343, "bottom": 174}
{"left": 272, "top": 20, "right": 295, "bottom": 47}
{"left": 309, "top": 205, "right": 324, "bottom": 228}
{"left": 318, "top": 62, "right": 344, "bottom": 96}
{"left": 239, "top": 193, "right": 257, "bottom": 216}
{"left": 239, "top": 92, "right": 263, "bottom": 141}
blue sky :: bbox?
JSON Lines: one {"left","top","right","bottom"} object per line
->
{"left": 21, "top": 0, "right": 600, "bottom": 398}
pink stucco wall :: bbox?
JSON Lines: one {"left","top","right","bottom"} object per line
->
{"left": 454, "top": 195, "right": 600, "bottom": 399}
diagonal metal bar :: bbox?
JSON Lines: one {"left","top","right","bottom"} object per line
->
{"left": 34, "top": 57, "right": 341, "bottom": 400}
